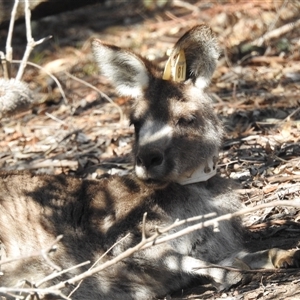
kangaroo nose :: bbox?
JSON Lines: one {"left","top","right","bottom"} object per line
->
{"left": 136, "top": 150, "right": 164, "bottom": 170}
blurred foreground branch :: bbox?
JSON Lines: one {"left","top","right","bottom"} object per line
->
{"left": 253, "top": 18, "right": 300, "bottom": 47}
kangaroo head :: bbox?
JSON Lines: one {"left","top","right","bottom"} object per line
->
{"left": 92, "top": 24, "right": 223, "bottom": 185}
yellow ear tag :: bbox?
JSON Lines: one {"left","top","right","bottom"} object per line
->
{"left": 173, "top": 50, "right": 186, "bottom": 82}
{"left": 162, "top": 55, "right": 172, "bottom": 81}
{"left": 162, "top": 49, "right": 186, "bottom": 82}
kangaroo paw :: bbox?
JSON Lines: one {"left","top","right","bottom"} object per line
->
{"left": 272, "top": 249, "right": 300, "bottom": 268}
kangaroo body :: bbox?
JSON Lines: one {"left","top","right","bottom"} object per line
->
{"left": 0, "top": 173, "right": 243, "bottom": 299}
{"left": 0, "top": 25, "right": 299, "bottom": 299}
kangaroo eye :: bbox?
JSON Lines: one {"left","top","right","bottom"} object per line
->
{"left": 177, "top": 116, "right": 196, "bottom": 127}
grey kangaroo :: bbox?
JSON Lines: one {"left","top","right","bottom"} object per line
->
{"left": 0, "top": 25, "right": 299, "bottom": 300}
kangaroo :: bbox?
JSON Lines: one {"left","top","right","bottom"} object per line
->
{"left": 0, "top": 25, "right": 299, "bottom": 300}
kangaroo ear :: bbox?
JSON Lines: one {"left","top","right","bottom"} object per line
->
{"left": 92, "top": 40, "right": 151, "bottom": 98}
{"left": 169, "top": 24, "right": 220, "bottom": 89}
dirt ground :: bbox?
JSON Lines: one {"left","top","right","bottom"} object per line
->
{"left": 0, "top": 0, "right": 300, "bottom": 299}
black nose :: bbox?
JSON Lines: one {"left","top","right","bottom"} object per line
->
{"left": 136, "top": 150, "right": 164, "bottom": 170}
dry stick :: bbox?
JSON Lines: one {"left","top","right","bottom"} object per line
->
{"left": 267, "top": 175, "right": 300, "bottom": 184}
{"left": 173, "top": 0, "right": 199, "bottom": 14}
{"left": 282, "top": 106, "right": 300, "bottom": 123}
{"left": 49, "top": 199, "right": 300, "bottom": 291}
{"left": 196, "top": 262, "right": 300, "bottom": 274}
{"left": 0, "top": 51, "right": 10, "bottom": 79}
{"left": 64, "top": 72, "right": 124, "bottom": 122}
{"left": 151, "top": 200, "right": 300, "bottom": 248}
{"left": 249, "top": 219, "right": 300, "bottom": 230}
{"left": 0, "top": 287, "right": 69, "bottom": 300}
{"left": 16, "top": 0, "right": 52, "bottom": 81}
{"left": 0, "top": 239, "right": 89, "bottom": 299}
{"left": 48, "top": 213, "right": 216, "bottom": 292}
{"left": 3, "top": 201, "right": 299, "bottom": 299}
{"left": 36, "top": 260, "right": 91, "bottom": 288}
{"left": 246, "top": 185, "right": 300, "bottom": 205}
{"left": 267, "top": 0, "right": 289, "bottom": 33}
{"left": 67, "top": 233, "right": 131, "bottom": 298}
{"left": 253, "top": 18, "right": 300, "bottom": 47}
{"left": 5, "top": 0, "right": 20, "bottom": 78}
{"left": 12, "top": 60, "right": 68, "bottom": 104}
{"left": 44, "top": 128, "right": 86, "bottom": 156}
{"left": 45, "top": 112, "right": 66, "bottom": 125}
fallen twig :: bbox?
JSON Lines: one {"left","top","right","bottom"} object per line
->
{"left": 49, "top": 199, "right": 300, "bottom": 292}
{"left": 35, "top": 260, "right": 90, "bottom": 288}
{"left": 65, "top": 71, "right": 123, "bottom": 122}
{"left": 12, "top": 59, "right": 68, "bottom": 104}
{"left": 67, "top": 233, "right": 130, "bottom": 298}
{"left": 252, "top": 18, "right": 300, "bottom": 46}
{"left": 248, "top": 219, "right": 300, "bottom": 231}
{"left": 0, "top": 287, "right": 69, "bottom": 300}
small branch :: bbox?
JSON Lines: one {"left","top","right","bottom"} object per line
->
{"left": 196, "top": 263, "right": 300, "bottom": 274}
{"left": 2, "top": 201, "right": 299, "bottom": 298}
{"left": 15, "top": 0, "right": 52, "bottom": 81}
{"left": 68, "top": 233, "right": 130, "bottom": 298}
{"left": 173, "top": 0, "right": 199, "bottom": 15}
{"left": 0, "top": 287, "right": 69, "bottom": 300}
{"left": 0, "top": 51, "right": 10, "bottom": 79}
{"left": 36, "top": 260, "right": 90, "bottom": 288}
{"left": 49, "top": 200, "right": 300, "bottom": 291}
{"left": 5, "top": 0, "right": 20, "bottom": 78}
{"left": 41, "top": 247, "right": 62, "bottom": 272}
{"left": 12, "top": 59, "right": 68, "bottom": 104}
{"left": 266, "top": 0, "right": 289, "bottom": 33}
{"left": 141, "top": 200, "right": 300, "bottom": 249}
{"left": 252, "top": 18, "right": 300, "bottom": 47}
{"left": 45, "top": 112, "right": 66, "bottom": 125}
{"left": 142, "top": 212, "right": 147, "bottom": 241}
{"left": 64, "top": 72, "right": 123, "bottom": 122}
{"left": 282, "top": 106, "right": 300, "bottom": 122}
{"left": 16, "top": 34, "right": 52, "bottom": 81}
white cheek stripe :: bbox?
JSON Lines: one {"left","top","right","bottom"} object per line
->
{"left": 139, "top": 123, "right": 173, "bottom": 146}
